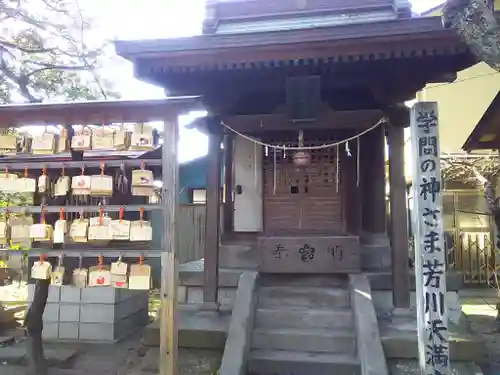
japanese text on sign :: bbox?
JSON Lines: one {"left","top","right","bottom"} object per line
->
{"left": 410, "top": 102, "right": 449, "bottom": 375}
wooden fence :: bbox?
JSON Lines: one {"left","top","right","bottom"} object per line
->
{"left": 177, "top": 204, "right": 224, "bottom": 264}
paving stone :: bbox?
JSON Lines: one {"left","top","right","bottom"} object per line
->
{"left": 140, "top": 347, "right": 158, "bottom": 372}
{"left": 43, "top": 348, "right": 78, "bottom": 366}
{"left": 0, "top": 336, "right": 15, "bottom": 346}
{"left": 388, "top": 359, "right": 483, "bottom": 375}
{"left": 0, "top": 346, "right": 25, "bottom": 364}
{"left": 0, "top": 366, "right": 114, "bottom": 375}
{"left": 0, "top": 344, "right": 78, "bottom": 366}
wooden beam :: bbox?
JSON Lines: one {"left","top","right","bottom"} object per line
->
{"left": 204, "top": 119, "right": 223, "bottom": 305}
{"left": 387, "top": 125, "right": 410, "bottom": 309}
{"left": 159, "top": 115, "right": 179, "bottom": 375}
{"left": 220, "top": 109, "right": 386, "bottom": 134}
{"left": 0, "top": 97, "right": 201, "bottom": 126}
{"left": 223, "top": 131, "right": 234, "bottom": 233}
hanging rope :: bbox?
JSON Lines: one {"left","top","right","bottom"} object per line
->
{"left": 357, "top": 137, "right": 361, "bottom": 187}
{"left": 220, "top": 117, "right": 387, "bottom": 151}
{"left": 273, "top": 148, "right": 277, "bottom": 195}
{"left": 336, "top": 145, "right": 340, "bottom": 193}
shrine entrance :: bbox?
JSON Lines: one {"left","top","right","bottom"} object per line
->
{"left": 262, "top": 133, "right": 342, "bottom": 235}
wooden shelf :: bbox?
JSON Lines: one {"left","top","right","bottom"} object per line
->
{"left": 1, "top": 249, "right": 163, "bottom": 257}
{"left": 4, "top": 204, "right": 162, "bottom": 213}
{"left": 0, "top": 157, "right": 162, "bottom": 170}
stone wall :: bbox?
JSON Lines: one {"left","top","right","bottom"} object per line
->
{"left": 27, "top": 285, "right": 149, "bottom": 342}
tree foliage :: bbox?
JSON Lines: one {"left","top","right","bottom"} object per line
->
{"left": 0, "top": 0, "right": 117, "bottom": 103}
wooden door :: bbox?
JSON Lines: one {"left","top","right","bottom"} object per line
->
{"left": 234, "top": 135, "right": 263, "bottom": 232}
{"left": 263, "top": 134, "right": 342, "bottom": 235}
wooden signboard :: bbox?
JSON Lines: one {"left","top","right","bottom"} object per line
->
{"left": 257, "top": 235, "right": 360, "bottom": 273}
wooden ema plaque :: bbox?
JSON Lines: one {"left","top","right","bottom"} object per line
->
{"left": 257, "top": 236, "right": 361, "bottom": 274}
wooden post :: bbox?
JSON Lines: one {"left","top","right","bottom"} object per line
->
{"left": 204, "top": 118, "right": 222, "bottom": 305}
{"left": 159, "top": 114, "right": 179, "bottom": 375}
{"left": 360, "top": 124, "right": 386, "bottom": 234}
{"left": 387, "top": 125, "right": 410, "bottom": 309}
{"left": 223, "top": 131, "right": 234, "bottom": 234}
{"left": 409, "top": 102, "right": 450, "bottom": 375}
{"left": 340, "top": 136, "right": 361, "bottom": 234}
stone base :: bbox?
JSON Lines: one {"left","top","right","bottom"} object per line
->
{"left": 360, "top": 233, "right": 392, "bottom": 271}
{"left": 258, "top": 235, "right": 361, "bottom": 273}
{"left": 391, "top": 308, "right": 414, "bottom": 317}
{"left": 372, "top": 290, "right": 463, "bottom": 326}
{"left": 142, "top": 305, "right": 231, "bottom": 349}
{"left": 389, "top": 360, "right": 483, "bottom": 375}
{"left": 379, "top": 315, "right": 487, "bottom": 362}
{"left": 28, "top": 285, "right": 149, "bottom": 342}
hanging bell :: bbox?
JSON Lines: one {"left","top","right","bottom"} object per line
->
{"left": 293, "top": 151, "right": 311, "bottom": 167}
{"left": 292, "top": 130, "right": 311, "bottom": 167}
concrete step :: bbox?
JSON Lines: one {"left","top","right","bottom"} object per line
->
{"left": 248, "top": 350, "right": 360, "bottom": 375}
{"left": 219, "top": 244, "right": 258, "bottom": 269}
{"left": 258, "top": 286, "right": 350, "bottom": 308}
{"left": 141, "top": 306, "right": 231, "bottom": 349}
{"left": 252, "top": 327, "right": 356, "bottom": 355}
{"left": 255, "top": 307, "right": 353, "bottom": 329}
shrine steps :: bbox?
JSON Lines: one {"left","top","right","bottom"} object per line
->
{"left": 249, "top": 350, "right": 359, "bottom": 375}
{"left": 257, "top": 285, "right": 350, "bottom": 308}
{"left": 247, "top": 276, "right": 361, "bottom": 375}
{"left": 252, "top": 327, "right": 356, "bottom": 354}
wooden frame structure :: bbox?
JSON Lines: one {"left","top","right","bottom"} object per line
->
{"left": 0, "top": 97, "right": 201, "bottom": 375}
{"left": 116, "top": 2, "right": 479, "bottom": 312}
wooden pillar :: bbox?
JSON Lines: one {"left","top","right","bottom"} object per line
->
{"left": 360, "top": 124, "right": 386, "bottom": 234}
{"left": 340, "top": 137, "right": 361, "bottom": 234}
{"left": 204, "top": 118, "right": 222, "bottom": 305}
{"left": 160, "top": 114, "right": 179, "bottom": 375}
{"left": 387, "top": 125, "right": 410, "bottom": 309}
{"left": 223, "top": 131, "right": 234, "bottom": 234}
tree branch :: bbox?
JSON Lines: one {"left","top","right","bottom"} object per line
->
{"left": 39, "top": 0, "right": 70, "bottom": 14}
{"left": 25, "top": 64, "right": 89, "bottom": 77}
{"left": 0, "top": 53, "right": 41, "bottom": 102}
{"left": 441, "top": 154, "right": 500, "bottom": 185}
{"left": 0, "top": 39, "right": 56, "bottom": 54}
{"left": 73, "top": 0, "right": 107, "bottom": 99}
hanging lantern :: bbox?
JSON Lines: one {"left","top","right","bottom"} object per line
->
{"left": 293, "top": 130, "right": 311, "bottom": 167}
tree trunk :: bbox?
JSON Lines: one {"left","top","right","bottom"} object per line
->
{"left": 443, "top": 0, "right": 500, "bottom": 72}
{"left": 24, "top": 279, "right": 49, "bottom": 375}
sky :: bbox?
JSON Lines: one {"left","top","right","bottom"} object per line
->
{"left": 81, "top": 0, "right": 445, "bottom": 162}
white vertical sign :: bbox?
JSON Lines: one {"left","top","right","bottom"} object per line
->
{"left": 410, "top": 102, "right": 450, "bottom": 375}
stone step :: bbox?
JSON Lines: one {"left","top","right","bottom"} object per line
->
{"left": 258, "top": 286, "right": 350, "bottom": 308}
{"left": 248, "top": 350, "right": 360, "bottom": 375}
{"left": 255, "top": 307, "right": 353, "bottom": 329}
{"left": 259, "top": 274, "right": 348, "bottom": 287}
{"left": 219, "top": 244, "right": 258, "bottom": 269}
{"left": 252, "top": 327, "right": 356, "bottom": 355}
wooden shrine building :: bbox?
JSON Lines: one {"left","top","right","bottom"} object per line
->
{"left": 116, "top": 0, "right": 476, "bottom": 309}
